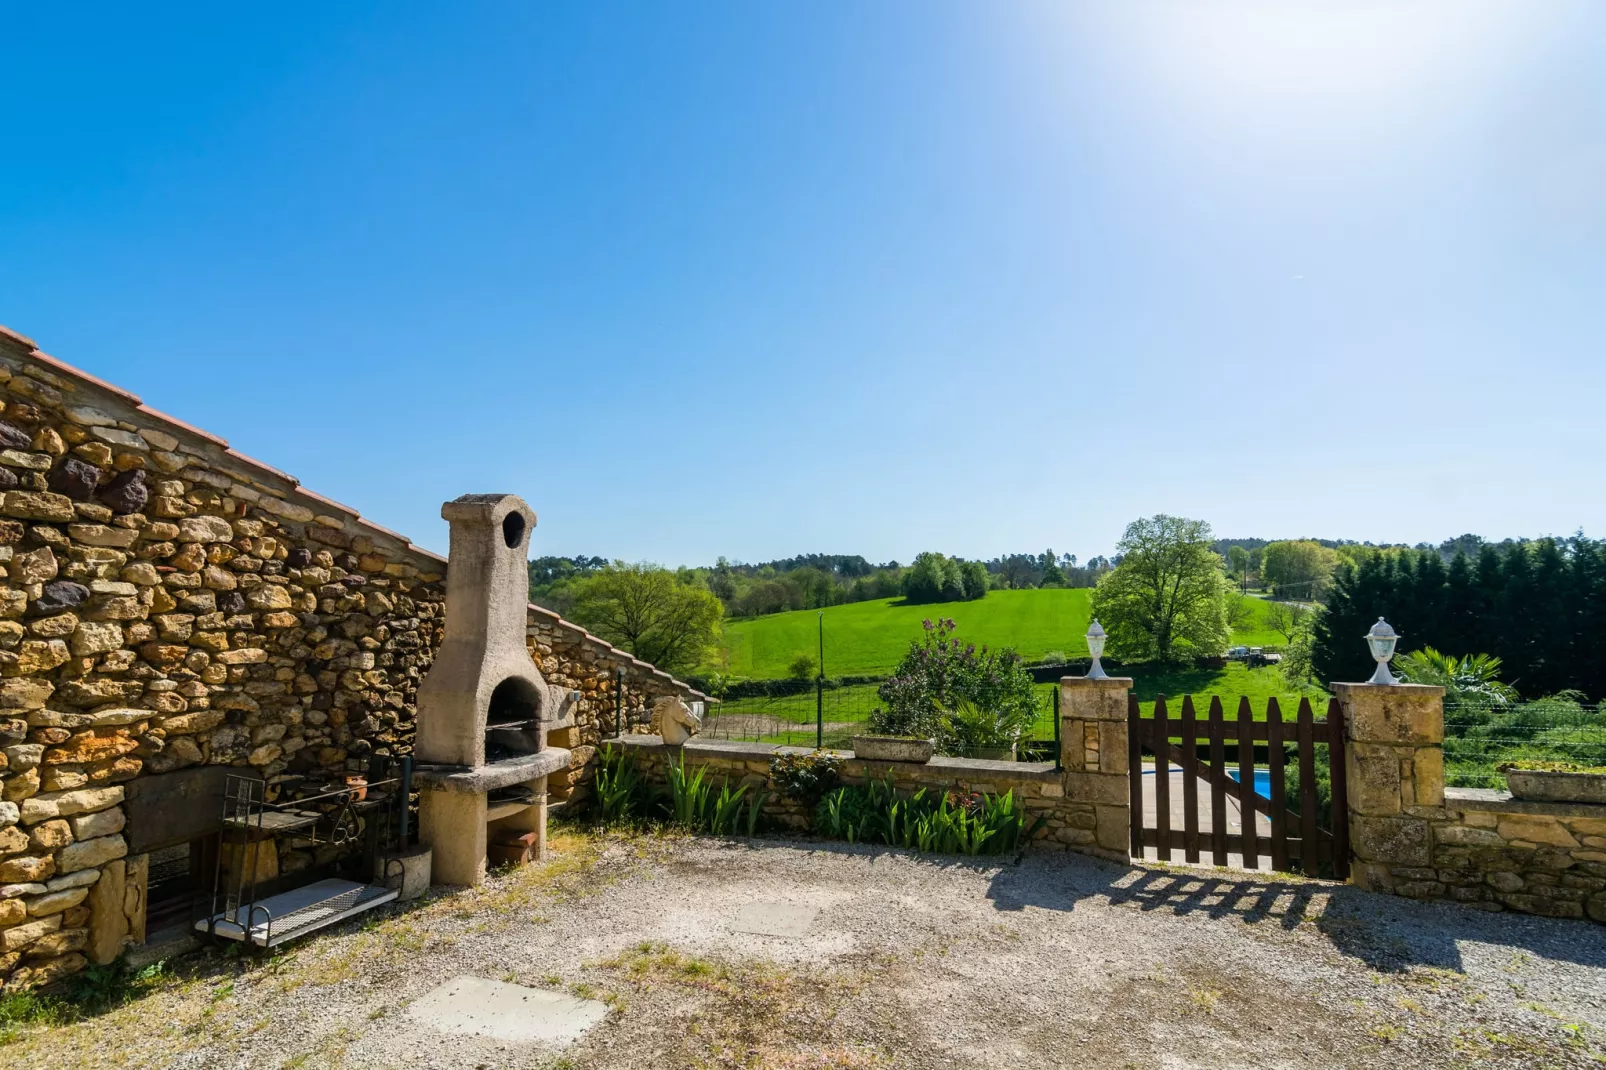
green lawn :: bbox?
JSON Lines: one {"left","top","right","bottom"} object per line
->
{"left": 712, "top": 588, "right": 1295, "bottom": 679}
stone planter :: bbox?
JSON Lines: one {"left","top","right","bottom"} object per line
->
{"left": 851, "top": 736, "right": 936, "bottom": 763}
{"left": 970, "top": 745, "right": 1017, "bottom": 762}
{"left": 1502, "top": 767, "right": 1606, "bottom": 804}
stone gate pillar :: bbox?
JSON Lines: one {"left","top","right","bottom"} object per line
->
{"left": 1059, "top": 676, "right": 1133, "bottom": 862}
{"left": 1333, "top": 681, "right": 1446, "bottom": 892}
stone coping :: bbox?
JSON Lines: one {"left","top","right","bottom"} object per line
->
{"left": 605, "top": 735, "right": 1061, "bottom": 782}
{"left": 0, "top": 322, "right": 710, "bottom": 704}
{"left": 413, "top": 748, "right": 572, "bottom": 793}
{"left": 1445, "top": 786, "right": 1606, "bottom": 821}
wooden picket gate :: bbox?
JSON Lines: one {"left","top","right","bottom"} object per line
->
{"left": 1126, "top": 695, "right": 1349, "bottom": 879}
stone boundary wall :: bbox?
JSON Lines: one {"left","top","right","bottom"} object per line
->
{"left": 1361, "top": 788, "right": 1606, "bottom": 922}
{"left": 605, "top": 736, "right": 1104, "bottom": 852}
{"left": 0, "top": 325, "right": 706, "bottom": 989}
{"left": 1339, "top": 681, "right": 1606, "bottom": 925}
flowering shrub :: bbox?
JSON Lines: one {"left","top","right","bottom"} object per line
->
{"left": 869, "top": 619, "right": 1038, "bottom": 751}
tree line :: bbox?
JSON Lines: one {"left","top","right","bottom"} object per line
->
{"left": 1312, "top": 537, "right": 1606, "bottom": 700}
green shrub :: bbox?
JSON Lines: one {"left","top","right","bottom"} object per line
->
{"left": 768, "top": 750, "right": 843, "bottom": 808}
{"left": 871, "top": 618, "right": 1037, "bottom": 752}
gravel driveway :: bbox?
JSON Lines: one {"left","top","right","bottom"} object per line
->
{"left": 9, "top": 826, "right": 1606, "bottom": 1069}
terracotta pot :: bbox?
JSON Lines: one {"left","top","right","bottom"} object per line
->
{"left": 344, "top": 775, "right": 368, "bottom": 802}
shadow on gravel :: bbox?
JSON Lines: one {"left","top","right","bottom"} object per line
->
{"left": 984, "top": 853, "right": 1606, "bottom": 975}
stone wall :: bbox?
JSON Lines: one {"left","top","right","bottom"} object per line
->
{"left": 1339, "top": 681, "right": 1606, "bottom": 924}
{"left": 608, "top": 736, "right": 1096, "bottom": 852}
{"left": 0, "top": 325, "right": 706, "bottom": 989}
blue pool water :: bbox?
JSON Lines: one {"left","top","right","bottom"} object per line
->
{"left": 1227, "top": 768, "right": 1273, "bottom": 797}
{"left": 1145, "top": 766, "right": 1273, "bottom": 798}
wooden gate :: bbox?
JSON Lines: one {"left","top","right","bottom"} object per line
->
{"left": 1126, "top": 695, "right": 1349, "bottom": 879}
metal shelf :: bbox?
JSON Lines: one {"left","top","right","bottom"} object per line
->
{"left": 196, "top": 878, "right": 398, "bottom": 948}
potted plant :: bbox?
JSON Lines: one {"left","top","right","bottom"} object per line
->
{"left": 947, "top": 699, "right": 1032, "bottom": 762}
{"left": 1499, "top": 761, "right": 1606, "bottom": 804}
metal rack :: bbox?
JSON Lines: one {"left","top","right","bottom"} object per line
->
{"left": 196, "top": 757, "right": 412, "bottom": 949}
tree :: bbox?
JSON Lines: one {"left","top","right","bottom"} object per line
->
{"left": 1091, "top": 515, "right": 1231, "bottom": 662}
{"left": 1225, "top": 593, "right": 1254, "bottom": 632}
{"left": 787, "top": 653, "right": 817, "bottom": 681}
{"left": 1261, "top": 540, "right": 1339, "bottom": 600}
{"left": 1264, "top": 600, "right": 1309, "bottom": 645}
{"left": 566, "top": 563, "right": 724, "bottom": 675}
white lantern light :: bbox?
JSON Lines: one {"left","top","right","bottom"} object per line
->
{"left": 1085, "top": 619, "right": 1109, "bottom": 680}
{"left": 1365, "top": 617, "right": 1400, "bottom": 685}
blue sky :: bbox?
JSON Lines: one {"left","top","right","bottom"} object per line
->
{"left": 2, "top": 3, "right": 1602, "bottom": 565}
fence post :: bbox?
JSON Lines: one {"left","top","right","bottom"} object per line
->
{"left": 1332, "top": 681, "right": 1445, "bottom": 892}
{"left": 1059, "top": 675, "right": 1133, "bottom": 862}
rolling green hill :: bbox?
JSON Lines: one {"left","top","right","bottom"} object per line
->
{"left": 711, "top": 588, "right": 1292, "bottom": 679}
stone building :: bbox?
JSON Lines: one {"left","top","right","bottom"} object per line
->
{"left": 0, "top": 325, "right": 707, "bottom": 989}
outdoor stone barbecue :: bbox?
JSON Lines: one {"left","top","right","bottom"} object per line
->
{"left": 413, "top": 494, "right": 573, "bottom": 886}
{"left": 0, "top": 325, "right": 709, "bottom": 990}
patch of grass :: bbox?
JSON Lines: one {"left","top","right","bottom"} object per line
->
{"left": 0, "top": 960, "right": 176, "bottom": 1045}
{"left": 598, "top": 942, "right": 892, "bottom": 1068}
{"left": 1185, "top": 986, "right": 1222, "bottom": 1014}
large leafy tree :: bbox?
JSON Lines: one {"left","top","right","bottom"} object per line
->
{"left": 1092, "top": 515, "right": 1231, "bottom": 662}
{"left": 566, "top": 563, "right": 724, "bottom": 676}
{"left": 1260, "top": 540, "right": 1339, "bottom": 600}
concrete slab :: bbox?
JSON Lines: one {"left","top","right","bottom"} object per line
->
{"left": 404, "top": 975, "right": 607, "bottom": 1045}
{"left": 728, "top": 900, "right": 819, "bottom": 938}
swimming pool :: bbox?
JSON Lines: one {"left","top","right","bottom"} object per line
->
{"left": 1144, "top": 765, "right": 1273, "bottom": 798}
{"left": 1227, "top": 768, "right": 1273, "bottom": 797}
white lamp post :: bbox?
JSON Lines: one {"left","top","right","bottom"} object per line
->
{"left": 1365, "top": 617, "right": 1400, "bottom": 685}
{"left": 1085, "top": 619, "right": 1109, "bottom": 680}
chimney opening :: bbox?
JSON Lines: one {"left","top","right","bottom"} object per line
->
{"left": 502, "top": 511, "right": 526, "bottom": 549}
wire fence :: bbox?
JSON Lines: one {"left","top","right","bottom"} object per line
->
{"left": 700, "top": 682, "right": 1061, "bottom": 760}
{"left": 1444, "top": 699, "right": 1606, "bottom": 788}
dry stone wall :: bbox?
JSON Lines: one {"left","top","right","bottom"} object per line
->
{"left": 0, "top": 326, "right": 704, "bottom": 989}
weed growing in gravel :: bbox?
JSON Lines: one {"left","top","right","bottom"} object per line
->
{"left": 597, "top": 942, "right": 892, "bottom": 1068}
{"left": 0, "top": 961, "right": 175, "bottom": 1046}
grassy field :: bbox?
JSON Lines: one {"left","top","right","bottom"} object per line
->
{"left": 712, "top": 588, "right": 1293, "bottom": 679}
{"left": 701, "top": 663, "right": 1326, "bottom": 752}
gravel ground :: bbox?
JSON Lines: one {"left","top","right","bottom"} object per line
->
{"left": 8, "top": 825, "right": 1606, "bottom": 1069}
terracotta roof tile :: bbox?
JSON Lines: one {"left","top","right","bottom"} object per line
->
{"left": 223, "top": 447, "right": 297, "bottom": 486}
{"left": 134, "top": 404, "right": 230, "bottom": 448}
{"left": 0, "top": 324, "right": 39, "bottom": 350}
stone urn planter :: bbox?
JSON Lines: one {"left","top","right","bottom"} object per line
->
{"left": 970, "top": 745, "right": 1017, "bottom": 762}
{"left": 851, "top": 736, "right": 936, "bottom": 763}
{"left": 1500, "top": 764, "right": 1606, "bottom": 804}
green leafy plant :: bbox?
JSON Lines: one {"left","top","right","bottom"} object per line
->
{"left": 811, "top": 777, "right": 1043, "bottom": 856}
{"left": 591, "top": 744, "right": 648, "bottom": 825}
{"left": 946, "top": 698, "right": 1035, "bottom": 753}
{"left": 1499, "top": 760, "right": 1606, "bottom": 774}
{"left": 666, "top": 759, "right": 713, "bottom": 829}
{"left": 768, "top": 750, "right": 843, "bottom": 808}
{"left": 1395, "top": 648, "right": 1518, "bottom": 707}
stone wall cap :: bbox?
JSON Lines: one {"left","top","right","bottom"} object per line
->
{"left": 133, "top": 403, "right": 230, "bottom": 448}
{"left": 30, "top": 348, "right": 144, "bottom": 405}
{"left": 1060, "top": 676, "right": 1134, "bottom": 689}
{"left": 1446, "top": 785, "right": 1606, "bottom": 820}
{"left": 1331, "top": 682, "right": 1445, "bottom": 697}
